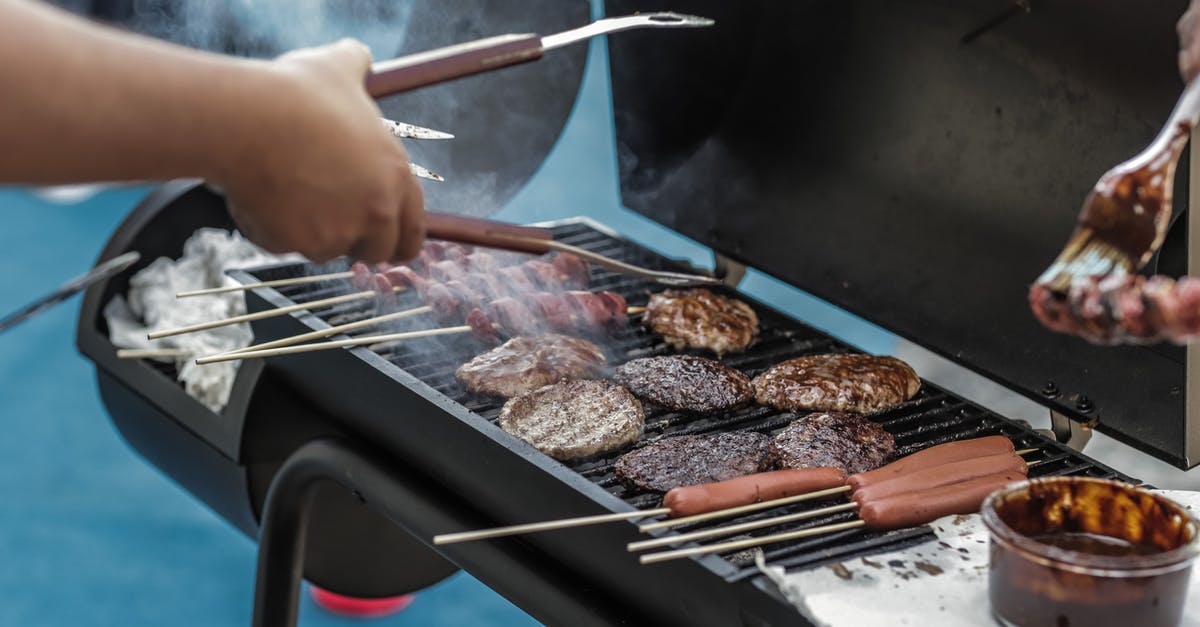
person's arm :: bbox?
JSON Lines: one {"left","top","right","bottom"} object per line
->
{"left": 1180, "top": 0, "right": 1200, "bottom": 82}
{"left": 0, "top": 0, "right": 424, "bottom": 262}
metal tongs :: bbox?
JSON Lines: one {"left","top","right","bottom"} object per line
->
{"left": 373, "top": 13, "right": 720, "bottom": 286}
{"left": 365, "top": 12, "right": 715, "bottom": 97}
{"left": 426, "top": 213, "right": 721, "bottom": 287}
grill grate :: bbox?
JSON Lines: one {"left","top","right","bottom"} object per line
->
{"left": 244, "top": 221, "right": 1132, "bottom": 578}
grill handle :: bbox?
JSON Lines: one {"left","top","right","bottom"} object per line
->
{"left": 425, "top": 212, "right": 553, "bottom": 255}
{"left": 366, "top": 34, "right": 544, "bottom": 98}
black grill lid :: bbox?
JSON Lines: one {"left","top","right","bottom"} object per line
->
{"left": 606, "top": 0, "right": 1196, "bottom": 467}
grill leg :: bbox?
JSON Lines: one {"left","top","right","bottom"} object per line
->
{"left": 250, "top": 436, "right": 661, "bottom": 627}
{"left": 252, "top": 437, "right": 381, "bottom": 627}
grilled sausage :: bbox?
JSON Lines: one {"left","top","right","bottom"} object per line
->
{"left": 858, "top": 471, "right": 1025, "bottom": 530}
{"left": 847, "top": 435, "right": 1015, "bottom": 490}
{"left": 663, "top": 467, "right": 847, "bottom": 518}
{"left": 851, "top": 453, "right": 1027, "bottom": 507}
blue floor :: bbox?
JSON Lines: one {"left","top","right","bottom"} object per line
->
{"left": 0, "top": 6, "right": 899, "bottom": 626}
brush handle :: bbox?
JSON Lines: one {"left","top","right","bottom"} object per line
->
{"left": 366, "top": 34, "right": 544, "bottom": 98}
{"left": 425, "top": 212, "right": 553, "bottom": 255}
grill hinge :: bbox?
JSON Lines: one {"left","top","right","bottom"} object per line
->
{"left": 1042, "top": 409, "right": 1093, "bottom": 452}
{"left": 714, "top": 252, "right": 748, "bottom": 288}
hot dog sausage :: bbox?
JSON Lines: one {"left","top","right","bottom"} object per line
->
{"left": 858, "top": 471, "right": 1025, "bottom": 530}
{"left": 663, "top": 467, "right": 847, "bottom": 518}
{"left": 851, "top": 453, "right": 1027, "bottom": 507}
{"left": 847, "top": 435, "right": 1015, "bottom": 490}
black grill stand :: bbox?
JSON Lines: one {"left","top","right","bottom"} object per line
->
{"left": 251, "top": 438, "right": 637, "bottom": 627}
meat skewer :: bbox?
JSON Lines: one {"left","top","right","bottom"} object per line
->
{"left": 431, "top": 473, "right": 850, "bottom": 547}
{"left": 194, "top": 290, "right": 632, "bottom": 364}
{"left": 627, "top": 452, "right": 1031, "bottom": 552}
{"left": 637, "top": 471, "right": 1027, "bottom": 565}
{"left": 430, "top": 437, "right": 1036, "bottom": 545}
{"left": 175, "top": 240, "right": 486, "bottom": 298}
{"left": 637, "top": 437, "right": 1028, "bottom": 532}
{"left": 157, "top": 252, "right": 587, "bottom": 339}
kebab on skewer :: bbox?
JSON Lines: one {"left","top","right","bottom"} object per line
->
{"left": 195, "top": 288, "right": 633, "bottom": 363}
{"left": 154, "top": 248, "right": 590, "bottom": 340}
{"left": 429, "top": 435, "right": 1034, "bottom": 545}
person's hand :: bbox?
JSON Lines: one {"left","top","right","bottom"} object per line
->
{"left": 1179, "top": 0, "right": 1200, "bottom": 82}
{"left": 215, "top": 39, "right": 425, "bottom": 263}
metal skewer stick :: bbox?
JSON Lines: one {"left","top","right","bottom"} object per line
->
{"left": 433, "top": 508, "right": 672, "bottom": 545}
{"left": 628, "top": 502, "right": 859, "bottom": 552}
{"left": 638, "top": 485, "right": 853, "bottom": 533}
{"left": 640, "top": 520, "right": 869, "bottom": 565}
{"left": 148, "top": 286, "right": 403, "bottom": 340}
{"left": 195, "top": 326, "right": 472, "bottom": 363}
{"left": 177, "top": 271, "right": 355, "bottom": 298}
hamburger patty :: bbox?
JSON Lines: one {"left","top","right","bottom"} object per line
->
{"left": 456, "top": 334, "right": 606, "bottom": 398}
{"left": 498, "top": 380, "right": 643, "bottom": 460}
{"left": 613, "top": 355, "right": 753, "bottom": 415}
{"left": 752, "top": 353, "right": 920, "bottom": 413}
{"left": 642, "top": 289, "right": 759, "bottom": 355}
{"left": 614, "top": 431, "right": 773, "bottom": 492}
{"left": 770, "top": 412, "right": 894, "bottom": 475}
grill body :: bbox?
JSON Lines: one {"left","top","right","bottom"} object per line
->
{"left": 76, "top": 184, "right": 1137, "bottom": 624}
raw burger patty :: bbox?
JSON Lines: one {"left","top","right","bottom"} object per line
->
{"left": 614, "top": 431, "right": 773, "bottom": 492}
{"left": 613, "top": 355, "right": 753, "bottom": 415}
{"left": 498, "top": 380, "right": 643, "bottom": 460}
{"left": 752, "top": 353, "right": 920, "bottom": 413}
{"left": 456, "top": 334, "right": 606, "bottom": 398}
{"left": 770, "top": 412, "right": 895, "bottom": 475}
{"left": 642, "top": 289, "right": 759, "bottom": 355}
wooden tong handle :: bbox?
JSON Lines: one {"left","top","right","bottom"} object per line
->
{"left": 425, "top": 213, "right": 553, "bottom": 255}
{"left": 366, "top": 34, "right": 544, "bottom": 98}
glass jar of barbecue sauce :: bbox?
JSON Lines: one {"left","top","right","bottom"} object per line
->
{"left": 982, "top": 477, "right": 1199, "bottom": 627}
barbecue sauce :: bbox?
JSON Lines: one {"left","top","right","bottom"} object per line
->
{"left": 1030, "top": 531, "right": 1160, "bottom": 558}
{"left": 984, "top": 477, "right": 1198, "bottom": 627}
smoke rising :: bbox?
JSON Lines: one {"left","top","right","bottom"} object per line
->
{"left": 63, "top": 0, "right": 591, "bottom": 218}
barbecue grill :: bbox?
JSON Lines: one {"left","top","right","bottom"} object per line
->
{"left": 73, "top": 0, "right": 1200, "bottom": 625}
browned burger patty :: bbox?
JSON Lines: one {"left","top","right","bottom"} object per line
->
{"left": 498, "top": 380, "right": 643, "bottom": 460}
{"left": 613, "top": 355, "right": 753, "bottom": 415}
{"left": 771, "top": 412, "right": 894, "bottom": 475}
{"left": 752, "top": 353, "right": 920, "bottom": 413}
{"left": 614, "top": 431, "right": 773, "bottom": 492}
{"left": 642, "top": 289, "right": 759, "bottom": 355}
{"left": 456, "top": 334, "right": 606, "bottom": 398}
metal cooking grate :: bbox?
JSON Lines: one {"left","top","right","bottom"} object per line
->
{"left": 245, "top": 221, "right": 1133, "bottom": 578}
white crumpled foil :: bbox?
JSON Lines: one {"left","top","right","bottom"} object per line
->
{"left": 757, "top": 490, "right": 1200, "bottom": 627}
{"left": 104, "top": 228, "right": 299, "bottom": 412}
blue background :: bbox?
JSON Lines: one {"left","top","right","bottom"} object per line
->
{"left": 6, "top": 3, "right": 1185, "bottom": 626}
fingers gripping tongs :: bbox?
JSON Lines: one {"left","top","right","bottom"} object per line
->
{"left": 368, "top": 12, "right": 721, "bottom": 287}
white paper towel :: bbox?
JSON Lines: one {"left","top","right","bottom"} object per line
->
{"left": 757, "top": 490, "right": 1200, "bottom": 627}
{"left": 105, "top": 228, "right": 299, "bottom": 411}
